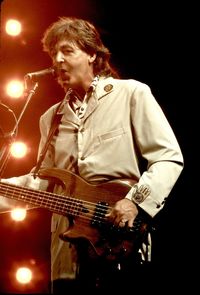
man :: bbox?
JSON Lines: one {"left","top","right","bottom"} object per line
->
{"left": 0, "top": 17, "right": 183, "bottom": 292}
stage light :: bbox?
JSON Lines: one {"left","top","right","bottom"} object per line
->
{"left": 11, "top": 208, "right": 27, "bottom": 221}
{"left": 16, "top": 267, "right": 32, "bottom": 284}
{"left": 5, "top": 19, "right": 22, "bottom": 36}
{"left": 6, "top": 80, "right": 24, "bottom": 98}
{"left": 10, "top": 141, "right": 28, "bottom": 158}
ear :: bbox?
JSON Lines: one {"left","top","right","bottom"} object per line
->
{"left": 88, "top": 53, "right": 97, "bottom": 64}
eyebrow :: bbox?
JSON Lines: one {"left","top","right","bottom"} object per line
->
{"left": 59, "top": 44, "right": 74, "bottom": 50}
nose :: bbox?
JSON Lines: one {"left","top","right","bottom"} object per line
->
{"left": 55, "top": 51, "right": 65, "bottom": 63}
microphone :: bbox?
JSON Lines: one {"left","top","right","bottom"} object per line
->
{"left": 24, "top": 67, "right": 55, "bottom": 80}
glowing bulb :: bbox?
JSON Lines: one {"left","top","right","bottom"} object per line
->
{"left": 16, "top": 267, "right": 32, "bottom": 284}
{"left": 10, "top": 141, "right": 28, "bottom": 158}
{"left": 5, "top": 19, "right": 22, "bottom": 36}
{"left": 6, "top": 80, "right": 24, "bottom": 98}
{"left": 11, "top": 208, "right": 27, "bottom": 221}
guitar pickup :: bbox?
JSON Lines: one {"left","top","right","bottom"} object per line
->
{"left": 91, "top": 201, "right": 109, "bottom": 228}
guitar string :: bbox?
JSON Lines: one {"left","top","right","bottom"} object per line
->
{"left": 0, "top": 183, "right": 143, "bottom": 230}
{"left": 0, "top": 183, "right": 116, "bottom": 225}
{"left": 0, "top": 182, "right": 113, "bottom": 212}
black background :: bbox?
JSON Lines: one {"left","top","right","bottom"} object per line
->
{"left": 0, "top": 0, "right": 197, "bottom": 292}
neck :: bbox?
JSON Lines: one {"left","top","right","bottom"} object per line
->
{"left": 67, "top": 75, "right": 97, "bottom": 101}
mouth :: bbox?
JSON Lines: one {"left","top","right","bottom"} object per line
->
{"left": 54, "top": 68, "right": 69, "bottom": 81}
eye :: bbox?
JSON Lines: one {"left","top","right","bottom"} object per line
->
{"left": 62, "top": 48, "right": 73, "bottom": 55}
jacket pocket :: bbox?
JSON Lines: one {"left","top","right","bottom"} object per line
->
{"left": 98, "top": 127, "right": 126, "bottom": 142}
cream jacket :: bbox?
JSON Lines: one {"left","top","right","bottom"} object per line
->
{"left": 0, "top": 76, "right": 184, "bottom": 280}
{"left": 39, "top": 77, "right": 183, "bottom": 214}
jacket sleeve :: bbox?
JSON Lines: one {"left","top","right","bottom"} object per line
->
{"left": 0, "top": 106, "right": 56, "bottom": 213}
{"left": 0, "top": 174, "right": 44, "bottom": 213}
{"left": 125, "top": 82, "right": 184, "bottom": 217}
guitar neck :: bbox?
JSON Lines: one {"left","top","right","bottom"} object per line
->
{"left": 0, "top": 181, "right": 78, "bottom": 216}
{"left": 0, "top": 168, "right": 139, "bottom": 234}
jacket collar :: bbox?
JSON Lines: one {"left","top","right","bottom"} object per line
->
{"left": 95, "top": 76, "right": 115, "bottom": 100}
{"left": 56, "top": 76, "right": 116, "bottom": 123}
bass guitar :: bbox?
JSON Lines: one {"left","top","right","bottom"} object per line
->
{"left": 0, "top": 167, "right": 149, "bottom": 260}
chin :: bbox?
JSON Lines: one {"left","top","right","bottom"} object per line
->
{"left": 57, "top": 78, "right": 68, "bottom": 90}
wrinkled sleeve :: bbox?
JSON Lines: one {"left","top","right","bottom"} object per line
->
{"left": 0, "top": 174, "right": 49, "bottom": 213}
{"left": 125, "top": 83, "right": 184, "bottom": 217}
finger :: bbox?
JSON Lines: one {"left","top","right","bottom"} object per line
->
{"left": 118, "top": 219, "right": 127, "bottom": 227}
{"left": 127, "top": 219, "right": 134, "bottom": 227}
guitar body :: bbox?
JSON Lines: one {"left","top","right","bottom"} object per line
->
{"left": 38, "top": 168, "right": 149, "bottom": 260}
{"left": 0, "top": 168, "right": 149, "bottom": 261}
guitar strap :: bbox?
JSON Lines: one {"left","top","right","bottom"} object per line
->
{"left": 32, "top": 99, "right": 65, "bottom": 178}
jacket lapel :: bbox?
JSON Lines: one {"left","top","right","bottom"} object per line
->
{"left": 83, "top": 77, "right": 115, "bottom": 121}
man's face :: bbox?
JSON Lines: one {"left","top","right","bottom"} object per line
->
{"left": 52, "top": 39, "right": 95, "bottom": 92}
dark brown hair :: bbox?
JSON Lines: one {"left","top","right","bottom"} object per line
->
{"left": 42, "top": 16, "right": 119, "bottom": 78}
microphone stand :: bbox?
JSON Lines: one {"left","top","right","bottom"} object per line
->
{"left": 0, "top": 81, "right": 38, "bottom": 177}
